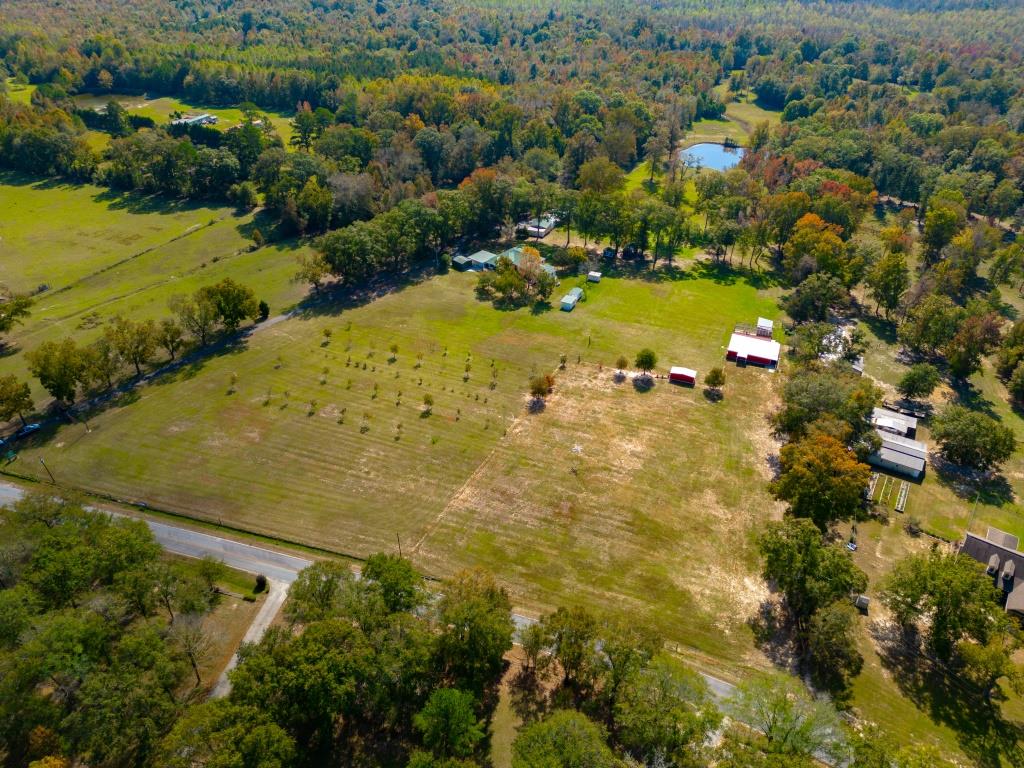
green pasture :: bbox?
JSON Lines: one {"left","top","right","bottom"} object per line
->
{"left": 4, "top": 78, "right": 36, "bottom": 105}
{"left": 1, "top": 173, "right": 239, "bottom": 293}
{"left": 0, "top": 176, "right": 309, "bottom": 392}
{"left": 681, "top": 85, "right": 781, "bottom": 149}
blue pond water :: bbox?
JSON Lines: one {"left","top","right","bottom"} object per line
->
{"left": 681, "top": 142, "right": 746, "bottom": 171}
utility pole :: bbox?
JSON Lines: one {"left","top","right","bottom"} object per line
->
{"left": 39, "top": 457, "right": 55, "bottom": 484}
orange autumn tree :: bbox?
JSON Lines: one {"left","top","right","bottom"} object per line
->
{"left": 769, "top": 432, "right": 871, "bottom": 531}
{"left": 781, "top": 213, "right": 847, "bottom": 283}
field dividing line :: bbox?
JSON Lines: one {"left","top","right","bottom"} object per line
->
{"left": 408, "top": 411, "right": 524, "bottom": 555}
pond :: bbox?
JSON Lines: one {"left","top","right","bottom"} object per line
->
{"left": 680, "top": 142, "right": 746, "bottom": 171}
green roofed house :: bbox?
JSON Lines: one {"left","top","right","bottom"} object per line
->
{"left": 499, "top": 246, "right": 558, "bottom": 278}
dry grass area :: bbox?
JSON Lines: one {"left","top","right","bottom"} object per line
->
{"left": 414, "top": 362, "right": 786, "bottom": 666}
{"left": 197, "top": 594, "right": 263, "bottom": 691}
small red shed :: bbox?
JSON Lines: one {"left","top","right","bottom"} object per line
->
{"left": 669, "top": 366, "right": 697, "bottom": 386}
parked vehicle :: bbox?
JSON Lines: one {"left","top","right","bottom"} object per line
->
{"left": 15, "top": 423, "right": 41, "bottom": 439}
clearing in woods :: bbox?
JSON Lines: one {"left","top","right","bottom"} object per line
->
{"left": 9, "top": 263, "right": 784, "bottom": 665}
{"left": 71, "top": 93, "right": 296, "bottom": 147}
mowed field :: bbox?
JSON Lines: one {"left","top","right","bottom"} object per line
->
{"left": 10, "top": 264, "right": 786, "bottom": 665}
{"left": 1, "top": 172, "right": 240, "bottom": 293}
{"left": 0, "top": 177, "right": 312, "bottom": 391}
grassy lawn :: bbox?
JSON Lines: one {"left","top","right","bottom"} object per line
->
{"left": 680, "top": 85, "right": 781, "bottom": 149}
{"left": 72, "top": 92, "right": 295, "bottom": 147}
{"left": 9, "top": 261, "right": 786, "bottom": 673}
{"left": 1, "top": 172, "right": 240, "bottom": 294}
{"left": 1, "top": 177, "right": 310, "bottom": 396}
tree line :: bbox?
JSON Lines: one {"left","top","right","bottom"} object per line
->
{"left": 0, "top": 279, "right": 266, "bottom": 423}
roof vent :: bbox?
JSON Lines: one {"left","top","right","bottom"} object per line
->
{"left": 988, "top": 553, "right": 1001, "bottom": 576}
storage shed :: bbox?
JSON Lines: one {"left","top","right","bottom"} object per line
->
{"left": 587, "top": 271, "right": 602, "bottom": 283}
{"left": 467, "top": 250, "right": 499, "bottom": 270}
{"left": 872, "top": 407, "right": 918, "bottom": 438}
{"left": 560, "top": 286, "right": 584, "bottom": 312}
{"left": 669, "top": 366, "right": 697, "bottom": 385}
{"left": 756, "top": 317, "right": 774, "bottom": 337}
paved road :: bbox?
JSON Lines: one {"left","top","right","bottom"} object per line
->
{"left": 0, "top": 483, "right": 312, "bottom": 582}
{"left": 0, "top": 481, "right": 739, "bottom": 703}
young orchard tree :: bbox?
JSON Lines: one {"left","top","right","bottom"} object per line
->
{"left": 0, "top": 374, "right": 33, "bottom": 426}
{"left": 529, "top": 374, "right": 554, "bottom": 399}
{"left": 704, "top": 367, "right": 726, "bottom": 393}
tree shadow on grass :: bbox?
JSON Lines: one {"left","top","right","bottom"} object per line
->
{"left": 949, "top": 378, "right": 1001, "bottom": 420}
{"left": 702, "top": 387, "right": 723, "bottom": 402}
{"left": 234, "top": 209, "right": 281, "bottom": 240}
{"left": 861, "top": 314, "right": 899, "bottom": 346}
{"left": 286, "top": 262, "right": 434, "bottom": 321}
{"left": 0, "top": 170, "right": 83, "bottom": 191}
{"left": 91, "top": 186, "right": 216, "bottom": 216}
{"left": 747, "top": 597, "right": 801, "bottom": 673}
{"left": 632, "top": 374, "right": 655, "bottom": 393}
{"left": 929, "top": 455, "right": 1015, "bottom": 507}
{"left": 868, "top": 619, "right": 1024, "bottom": 768}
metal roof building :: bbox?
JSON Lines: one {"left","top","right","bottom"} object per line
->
{"left": 868, "top": 432, "right": 927, "bottom": 479}
{"left": 872, "top": 407, "right": 918, "bottom": 438}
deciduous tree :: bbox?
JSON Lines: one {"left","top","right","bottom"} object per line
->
{"left": 769, "top": 433, "right": 871, "bottom": 529}
{"left": 0, "top": 374, "right": 33, "bottom": 425}
{"left": 27, "top": 338, "right": 84, "bottom": 405}
{"left": 931, "top": 404, "right": 1016, "bottom": 471}
{"left": 759, "top": 518, "right": 867, "bottom": 626}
